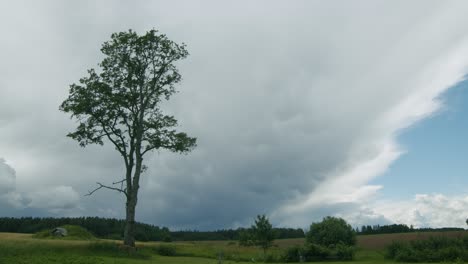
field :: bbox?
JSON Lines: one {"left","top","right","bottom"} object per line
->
{"left": 0, "top": 231, "right": 466, "bottom": 263}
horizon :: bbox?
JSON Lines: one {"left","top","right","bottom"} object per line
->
{"left": 1, "top": 215, "right": 466, "bottom": 232}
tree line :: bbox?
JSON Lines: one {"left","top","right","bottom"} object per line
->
{"left": 356, "top": 224, "right": 464, "bottom": 235}
{"left": 171, "top": 227, "right": 304, "bottom": 241}
{"left": 0, "top": 217, "right": 304, "bottom": 241}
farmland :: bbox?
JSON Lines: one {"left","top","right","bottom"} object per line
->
{"left": 0, "top": 231, "right": 466, "bottom": 263}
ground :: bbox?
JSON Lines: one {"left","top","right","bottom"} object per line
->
{"left": 0, "top": 231, "right": 466, "bottom": 263}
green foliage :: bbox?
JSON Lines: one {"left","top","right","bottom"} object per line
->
{"left": 238, "top": 228, "right": 255, "bottom": 246}
{"left": 155, "top": 244, "right": 177, "bottom": 256}
{"left": 281, "top": 243, "right": 356, "bottom": 262}
{"left": 251, "top": 215, "right": 276, "bottom": 254}
{"left": 302, "top": 243, "right": 331, "bottom": 260}
{"left": 281, "top": 245, "right": 303, "bottom": 262}
{"left": 359, "top": 223, "right": 464, "bottom": 235}
{"left": 335, "top": 242, "right": 355, "bottom": 260}
{"left": 60, "top": 29, "right": 196, "bottom": 156}
{"left": 59, "top": 28, "right": 197, "bottom": 174}
{"left": 33, "top": 225, "right": 95, "bottom": 240}
{"left": 386, "top": 236, "right": 468, "bottom": 262}
{"left": 170, "top": 227, "right": 303, "bottom": 241}
{"left": 306, "top": 216, "right": 356, "bottom": 247}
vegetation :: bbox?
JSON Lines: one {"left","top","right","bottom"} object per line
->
{"left": 251, "top": 215, "right": 276, "bottom": 257}
{"left": 60, "top": 29, "right": 197, "bottom": 247}
{"left": 306, "top": 216, "right": 356, "bottom": 247}
{"left": 277, "top": 217, "right": 358, "bottom": 262}
{"left": 386, "top": 236, "right": 468, "bottom": 262}
{"left": 0, "top": 216, "right": 305, "bottom": 242}
{"left": 0, "top": 217, "right": 170, "bottom": 241}
{"left": 3, "top": 231, "right": 468, "bottom": 263}
{"left": 33, "top": 225, "right": 95, "bottom": 240}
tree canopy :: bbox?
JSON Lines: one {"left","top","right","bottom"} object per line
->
{"left": 306, "top": 216, "right": 356, "bottom": 247}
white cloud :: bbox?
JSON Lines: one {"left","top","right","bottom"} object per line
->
{"left": 26, "top": 186, "right": 80, "bottom": 213}
{"left": 1, "top": 159, "right": 79, "bottom": 212}
{"left": 370, "top": 194, "right": 468, "bottom": 228}
{"left": 0, "top": 158, "right": 15, "bottom": 193}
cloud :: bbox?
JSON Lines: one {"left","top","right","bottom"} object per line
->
{"left": 0, "top": 1, "right": 467, "bottom": 229}
{"left": 370, "top": 194, "right": 468, "bottom": 228}
{"left": 0, "top": 158, "right": 15, "bottom": 193}
{"left": 0, "top": 158, "right": 80, "bottom": 213}
{"left": 26, "top": 186, "right": 81, "bottom": 214}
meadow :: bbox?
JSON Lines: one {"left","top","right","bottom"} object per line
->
{"left": 0, "top": 231, "right": 466, "bottom": 264}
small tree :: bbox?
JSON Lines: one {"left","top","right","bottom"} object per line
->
{"left": 60, "top": 29, "right": 196, "bottom": 247}
{"left": 306, "top": 216, "right": 356, "bottom": 247}
{"left": 251, "top": 215, "right": 276, "bottom": 258}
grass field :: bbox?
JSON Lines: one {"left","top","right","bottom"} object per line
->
{"left": 0, "top": 231, "right": 466, "bottom": 263}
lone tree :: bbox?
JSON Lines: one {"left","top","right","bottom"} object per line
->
{"left": 60, "top": 29, "right": 196, "bottom": 247}
{"left": 306, "top": 216, "right": 356, "bottom": 247}
{"left": 251, "top": 215, "right": 276, "bottom": 258}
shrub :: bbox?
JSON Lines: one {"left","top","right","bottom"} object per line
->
{"left": 386, "top": 241, "right": 408, "bottom": 259}
{"left": 302, "top": 243, "right": 331, "bottom": 260}
{"left": 263, "top": 253, "right": 280, "bottom": 263}
{"left": 238, "top": 229, "right": 255, "bottom": 246}
{"left": 335, "top": 242, "right": 355, "bottom": 260}
{"left": 155, "top": 244, "right": 177, "bottom": 256}
{"left": 281, "top": 246, "right": 303, "bottom": 263}
{"left": 386, "top": 236, "right": 468, "bottom": 262}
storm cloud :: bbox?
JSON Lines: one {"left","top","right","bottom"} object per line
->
{"left": 1, "top": 1, "right": 468, "bottom": 229}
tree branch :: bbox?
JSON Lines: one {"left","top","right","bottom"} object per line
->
{"left": 85, "top": 182, "right": 128, "bottom": 198}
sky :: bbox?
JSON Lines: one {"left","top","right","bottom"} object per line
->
{"left": 1, "top": 0, "right": 468, "bottom": 230}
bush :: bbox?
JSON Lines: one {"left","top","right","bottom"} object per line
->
{"left": 306, "top": 216, "right": 356, "bottom": 247}
{"left": 282, "top": 243, "right": 355, "bottom": 262}
{"left": 303, "top": 243, "right": 331, "bottom": 260}
{"left": 155, "top": 244, "right": 177, "bottom": 256}
{"left": 238, "top": 229, "right": 255, "bottom": 246}
{"left": 386, "top": 236, "right": 468, "bottom": 262}
{"left": 263, "top": 253, "right": 280, "bottom": 263}
{"left": 335, "top": 242, "right": 355, "bottom": 260}
{"left": 281, "top": 246, "right": 303, "bottom": 262}
{"left": 386, "top": 241, "right": 407, "bottom": 259}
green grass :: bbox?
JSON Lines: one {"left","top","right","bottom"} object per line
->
{"left": 0, "top": 233, "right": 462, "bottom": 264}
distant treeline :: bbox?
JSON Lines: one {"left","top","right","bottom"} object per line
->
{"left": 171, "top": 227, "right": 305, "bottom": 241}
{"left": 356, "top": 224, "right": 464, "bottom": 235}
{"left": 0, "top": 217, "right": 304, "bottom": 241}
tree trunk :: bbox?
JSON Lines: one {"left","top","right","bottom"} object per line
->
{"left": 124, "top": 136, "right": 142, "bottom": 247}
{"left": 123, "top": 196, "right": 137, "bottom": 247}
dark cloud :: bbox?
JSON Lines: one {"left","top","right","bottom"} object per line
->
{"left": 1, "top": 1, "right": 468, "bottom": 229}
